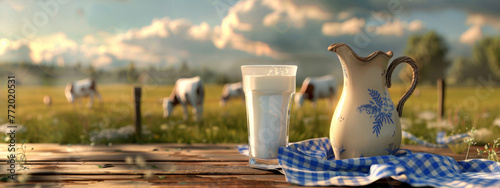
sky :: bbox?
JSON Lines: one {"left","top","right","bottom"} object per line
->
{"left": 0, "top": 0, "right": 499, "bottom": 74}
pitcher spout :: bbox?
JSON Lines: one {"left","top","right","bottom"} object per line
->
{"left": 328, "top": 43, "right": 393, "bottom": 62}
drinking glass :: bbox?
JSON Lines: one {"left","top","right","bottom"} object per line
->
{"left": 241, "top": 65, "right": 297, "bottom": 169}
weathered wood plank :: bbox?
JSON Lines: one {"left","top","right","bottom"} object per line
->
{"left": 0, "top": 143, "right": 249, "bottom": 162}
{"left": 3, "top": 174, "right": 411, "bottom": 188}
{"left": 0, "top": 143, "right": 243, "bottom": 152}
{"left": 0, "top": 162, "right": 277, "bottom": 175}
{"left": 0, "top": 143, "right": 483, "bottom": 164}
{"left": 0, "top": 153, "right": 247, "bottom": 162}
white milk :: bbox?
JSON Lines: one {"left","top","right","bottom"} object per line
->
{"left": 244, "top": 75, "right": 295, "bottom": 159}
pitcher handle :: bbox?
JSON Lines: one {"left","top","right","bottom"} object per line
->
{"left": 386, "top": 56, "right": 419, "bottom": 117}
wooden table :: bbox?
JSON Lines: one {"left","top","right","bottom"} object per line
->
{"left": 0, "top": 143, "right": 485, "bottom": 187}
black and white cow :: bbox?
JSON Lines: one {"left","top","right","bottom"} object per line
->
{"left": 65, "top": 78, "right": 102, "bottom": 108}
{"left": 295, "top": 75, "right": 337, "bottom": 108}
{"left": 220, "top": 82, "right": 244, "bottom": 106}
{"left": 163, "top": 76, "right": 204, "bottom": 121}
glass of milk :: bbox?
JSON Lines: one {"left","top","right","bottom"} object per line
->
{"left": 241, "top": 65, "right": 297, "bottom": 169}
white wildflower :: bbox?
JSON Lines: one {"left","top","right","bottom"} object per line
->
{"left": 399, "top": 118, "right": 412, "bottom": 130}
{"left": 178, "top": 124, "right": 187, "bottom": 129}
{"left": 472, "top": 128, "right": 493, "bottom": 143}
{"left": 89, "top": 125, "right": 150, "bottom": 142}
{"left": 160, "top": 124, "right": 169, "bottom": 131}
{"left": 414, "top": 118, "right": 424, "bottom": 124}
{"left": 493, "top": 118, "right": 500, "bottom": 128}
{"left": 426, "top": 121, "right": 453, "bottom": 130}
{"left": 0, "top": 123, "right": 26, "bottom": 134}
{"left": 418, "top": 111, "right": 436, "bottom": 121}
{"left": 212, "top": 126, "right": 219, "bottom": 133}
{"left": 302, "top": 117, "right": 313, "bottom": 125}
{"left": 141, "top": 125, "right": 152, "bottom": 135}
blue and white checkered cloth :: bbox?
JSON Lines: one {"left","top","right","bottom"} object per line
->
{"left": 238, "top": 137, "right": 500, "bottom": 187}
{"left": 402, "top": 130, "right": 470, "bottom": 148}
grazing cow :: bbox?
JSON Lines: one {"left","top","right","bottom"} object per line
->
{"left": 43, "top": 95, "right": 52, "bottom": 106}
{"left": 295, "top": 75, "right": 337, "bottom": 109}
{"left": 65, "top": 78, "right": 102, "bottom": 108}
{"left": 220, "top": 82, "right": 244, "bottom": 106}
{"left": 163, "top": 76, "right": 204, "bottom": 121}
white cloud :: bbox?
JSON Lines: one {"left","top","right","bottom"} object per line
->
{"left": 373, "top": 19, "right": 424, "bottom": 36}
{"left": 460, "top": 13, "right": 500, "bottom": 45}
{"left": 466, "top": 13, "right": 500, "bottom": 30}
{"left": 82, "top": 35, "right": 97, "bottom": 44}
{"left": 92, "top": 55, "right": 112, "bottom": 68}
{"left": 168, "top": 19, "right": 192, "bottom": 35}
{"left": 107, "top": 39, "right": 161, "bottom": 66}
{"left": 212, "top": 0, "right": 282, "bottom": 58}
{"left": 80, "top": 18, "right": 217, "bottom": 68}
{"left": 408, "top": 20, "right": 424, "bottom": 31}
{"left": 56, "top": 55, "right": 65, "bottom": 66}
{"left": 5, "top": 0, "right": 26, "bottom": 12}
{"left": 189, "top": 22, "right": 212, "bottom": 41}
{"left": 337, "top": 11, "right": 352, "bottom": 20}
{"left": 0, "top": 38, "right": 11, "bottom": 55}
{"left": 322, "top": 17, "right": 365, "bottom": 36}
{"left": 121, "top": 17, "right": 170, "bottom": 40}
{"left": 460, "top": 25, "right": 483, "bottom": 45}
{"left": 27, "top": 33, "right": 78, "bottom": 64}
{"left": 323, "top": 18, "right": 425, "bottom": 37}
{"left": 262, "top": 0, "right": 331, "bottom": 28}
{"left": 375, "top": 19, "right": 405, "bottom": 36}
{"left": 1, "top": 0, "right": 383, "bottom": 68}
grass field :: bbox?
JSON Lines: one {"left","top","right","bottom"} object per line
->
{"left": 1, "top": 83, "right": 499, "bottom": 147}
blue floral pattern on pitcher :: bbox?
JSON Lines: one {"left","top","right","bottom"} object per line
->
{"left": 385, "top": 143, "right": 399, "bottom": 155}
{"left": 357, "top": 89, "right": 395, "bottom": 137}
{"left": 331, "top": 138, "right": 346, "bottom": 159}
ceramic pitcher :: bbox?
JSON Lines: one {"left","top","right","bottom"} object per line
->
{"left": 328, "top": 43, "right": 418, "bottom": 159}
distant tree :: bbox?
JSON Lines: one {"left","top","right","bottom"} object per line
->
{"left": 447, "top": 57, "right": 476, "bottom": 85}
{"left": 216, "top": 73, "right": 230, "bottom": 84}
{"left": 86, "top": 64, "right": 98, "bottom": 79}
{"left": 178, "top": 60, "right": 191, "bottom": 77}
{"left": 400, "top": 31, "right": 449, "bottom": 85}
{"left": 448, "top": 36, "right": 500, "bottom": 85}
{"left": 473, "top": 36, "right": 500, "bottom": 79}
{"left": 199, "top": 67, "right": 216, "bottom": 83}
{"left": 74, "top": 62, "right": 82, "bottom": 71}
{"left": 127, "top": 61, "right": 139, "bottom": 83}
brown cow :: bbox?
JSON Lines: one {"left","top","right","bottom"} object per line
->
{"left": 295, "top": 75, "right": 337, "bottom": 108}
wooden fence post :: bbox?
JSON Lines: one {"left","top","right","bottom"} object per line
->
{"left": 134, "top": 87, "right": 142, "bottom": 142}
{"left": 437, "top": 79, "right": 445, "bottom": 122}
